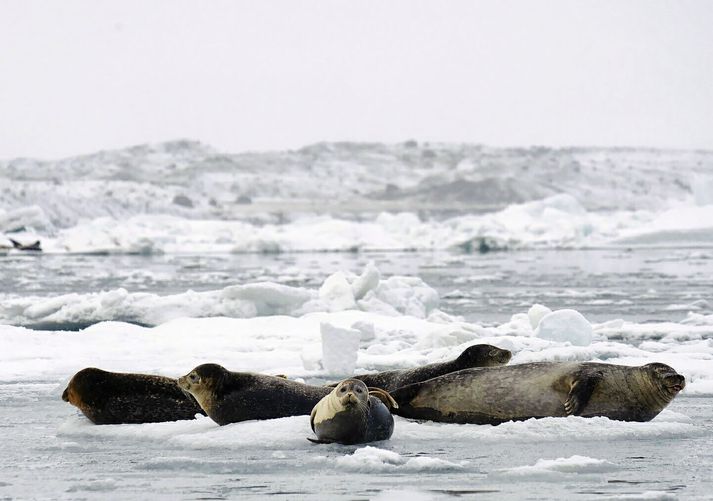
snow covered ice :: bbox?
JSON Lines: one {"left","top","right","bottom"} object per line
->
{"left": 2, "top": 142, "right": 713, "bottom": 499}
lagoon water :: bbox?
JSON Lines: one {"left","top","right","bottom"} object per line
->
{"left": 1, "top": 249, "right": 712, "bottom": 500}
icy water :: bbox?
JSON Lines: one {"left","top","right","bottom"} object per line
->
{"left": 2, "top": 249, "right": 713, "bottom": 500}
{"left": 3, "top": 248, "right": 713, "bottom": 325}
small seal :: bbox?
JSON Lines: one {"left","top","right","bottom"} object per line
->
{"left": 391, "top": 361, "right": 685, "bottom": 424}
{"left": 310, "top": 379, "right": 398, "bottom": 445}
{"left": 177, "top": 363, "right": 332, "bottom": 425}
{"left": 347, "top": 344, "right": 512, "bottom": 392}
{"left": 62, "top": 367, "right": 204, "bottom": 424}
{"left": 10, "top": 238, "right": 42, "bottom": 251}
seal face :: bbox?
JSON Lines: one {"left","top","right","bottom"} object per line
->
{"left": 177, "top": 363, "right": 332, "bottom": 426}
{"left": 390, "top": 361, "right": 685, "bottom": 424}
{"left": 310, "top": 379, "right": 397, "bottom": 445}
{"left": 62, "top": 368, "right": 204, "bottom": 424}
{"left": 347, "top": 344, "right": 512, "bottom": 392}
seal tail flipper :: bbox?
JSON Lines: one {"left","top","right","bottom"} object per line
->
{"left": 564, "top": 371, "right": 603, "bottom": 415}
{"left": 307, "top": 437, "right": 334, "bottom": 444}
{"left": 368, "top": 388, "right": 398, "bottom": 410}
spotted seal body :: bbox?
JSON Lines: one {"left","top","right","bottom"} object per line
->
{"left": 347, "top": 344, "right": 512, "bottom": 392}
{"left": 62, "top": 368, "right": 204, "bottom": 424}
{"left": 178, "top": 363, "right": 332, "bottom": 425}
{"left": 391, "top": 362, "right": 685, "bottom": 424}
{"left": 310, "top": 379, "right": 397, "bottom": 445}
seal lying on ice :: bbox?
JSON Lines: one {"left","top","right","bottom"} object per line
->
{"left": 310, "top": 379, "right": 397, "bottom": 444}
{"left": 390, "top": 362, "right": 685, "bottom": 424}
{"left": 177, "top": 364, "right": 332, "bottom": 425}
{"left": 62, "top": 368, "right": 204, "bottom": 424}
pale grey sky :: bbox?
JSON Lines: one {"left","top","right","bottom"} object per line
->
{"left": 1, "top": 0, "right": 712, "bottom": 159}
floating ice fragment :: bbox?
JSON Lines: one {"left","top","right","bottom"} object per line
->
{"left": 528, "top": 303, "right": 553, "bottom": 330}
{"left": 491, "top": 455, "right": 618, "bottom": 480}
{"left": 535, "top": 309, "right": 593, "bottom": 346}
{"left": 319, "top": 271, "right": 357, "bottom": 311}
{"left": 351, "top": 261, "right": 380, "bottom": 300}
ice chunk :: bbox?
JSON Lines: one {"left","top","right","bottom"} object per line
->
{"left": 319, "top": 271, "right": 357, "bottom": 312}
{"left": 528, "top": 303, "right": 553, "bottom": 330}
{"left": 491, "top": 455, "right": 618, "bottom": 480}
{"left": 0, "top": 205, "right": 54, "bottom": 233}
{"left": 334, "top": 446, "right": 465, "bottom": 473}
{"left": 534, "top": 309, "right": 593, "bottom": 346}
{"left": 351, "top": 261, "right": 380, "bottom": 300}
{"left": 692, "top": 174, "right": 713, "bottom": 206}
{"left": 321, "top": 322, "right": 360, "bottom": 375}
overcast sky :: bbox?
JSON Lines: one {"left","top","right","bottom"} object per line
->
{"left": 1, "top": 0, "right": 712, "bottom": 159}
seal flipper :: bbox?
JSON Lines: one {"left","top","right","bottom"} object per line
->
{"left": 367, "top": 388, "right": 398, "bottom": 410}
{"left": 310, "top": 406, "right": 317, "bottom": 432}
{"left": 307, "top": 437, "right": 334, "bottom": 444}
{"left": 564, "top": 371, "right": 603, "bottom": 416}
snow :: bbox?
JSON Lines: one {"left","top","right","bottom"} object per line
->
{"left": 2, "top": 253, "right": 712, "bottom": 498}
{"left": 2, "top": 139, "right": 713, "bottom": 497}
{"left": 2, "top": 141, "right": 713, "bottom": 255}
{"left": 528, "top": 303, "right": 553, "bottom": 329}
{"left": 326, "top": 446, "right": 465, "bottom": 472}
{"left": 6, "top": 194, "right": 713, "bottom": 255}
{"left": 1, "top": 266, "right": 711, "bottom": 394}
{"left": 0, "top": 264, "right": 440, "bottom": 328}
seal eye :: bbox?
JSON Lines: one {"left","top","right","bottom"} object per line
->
{"left": 355, "top": 387, "right": 363, "bottom": 393}
{"left": 339, "top": 387, "right": 346, "bottom": 393}
{"left": 189, "top": 374, "right": 199, "bottom": 383}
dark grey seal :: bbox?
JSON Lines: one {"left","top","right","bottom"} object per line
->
{"left": 62, "top": 367, "right": 204, "bottom": 424}
{"left": 177, "top": 363, "right": 331, "bottom": 425}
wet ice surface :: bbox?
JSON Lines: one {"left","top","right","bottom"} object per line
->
{"left": 1, "top": 249, "right": 713, "bottom": 500}
{"left": 2, "top": 385, "right": 711, "bottom": 500}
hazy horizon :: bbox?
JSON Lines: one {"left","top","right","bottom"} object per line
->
{"left": 2, "top": 0, "right": 712, "bottom": 159}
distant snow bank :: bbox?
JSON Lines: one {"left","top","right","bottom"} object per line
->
{"left": 4, "top": 194, "right": 713, "bottom": 254}
{"left": 2, "top": 140, "right": 712, "bottom": 252}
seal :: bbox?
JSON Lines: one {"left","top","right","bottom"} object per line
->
{"left": 310, "top": 379, "right": 398, "bottom": 445}
{"left": 62, "top": 367, "right": 204, "bottom": 424}
{"left": 346, "top": 344, "right": 512, "bottom": 392}
{"left": 177, "top": 363, "right": 332, "bottom": 425}
{"left": 10, "top": 238, "right": 42, "bottom": 251}
{"left": 390, "top": 361, "right": 685, "bottom": 424}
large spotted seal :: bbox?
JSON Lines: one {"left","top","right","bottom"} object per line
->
{"left": 345, "top": 344, "right": 511, "bottom": 392}
{"left": 310, "top": 379, "right": 397, "bottom": 444}
{"left": 177, "top": 363, "right": 332, "bottom": 425}
{"left": 390, "top": 362, "right": 685, "bottom": 424}
{"left": 62, "top": 368, "right": 204, "bottom": 424}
